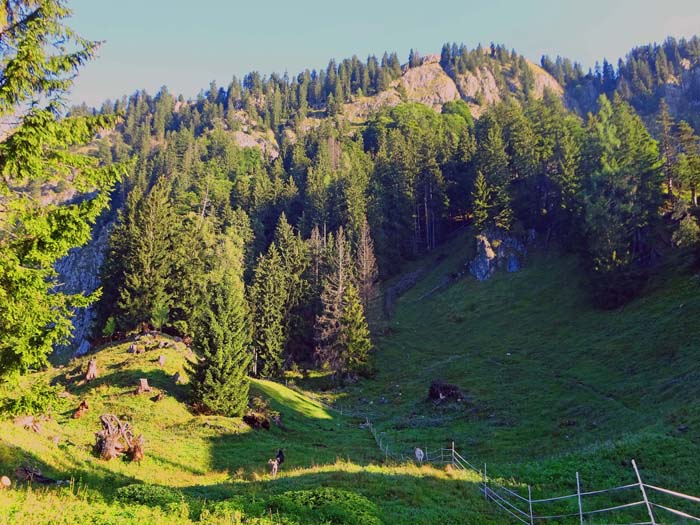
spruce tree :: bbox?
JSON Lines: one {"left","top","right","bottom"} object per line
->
{"left": 188, "top": 273, "right": 251, "bottom": 417}
{"left": 675, "top": 120, "right": 700, "bottom": 205}
{"left": 315, "top": 227, "right": 354, "bottom": 379}
{"left": 356, "top": 217, "right": 379, "bottom": 308}
{"left": 249, "top": 244, "right": 286, "bottom": 376}
{"left": 657, "top": 99, "right": 676, "bottom": 200}
{"left": 339, "top": 283, "right": 372, "bottom": 376}
{"left": 114, "top": 177, "right": 179, "bottom": 329}
{"left": 472, "top": 171, "right": 492, "bottom": 232}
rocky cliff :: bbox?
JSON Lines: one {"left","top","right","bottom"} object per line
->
{"left": 54, "top": 219, "right": 112, "bottom": 357}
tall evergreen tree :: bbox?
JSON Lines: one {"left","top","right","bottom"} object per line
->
{"left": 582, "top": 95, "right": 662, "bottom": 307}
{"left": 338, "top": 282, "right": 372, "bottom": 377}
{"left": 249, "top": 244, "right": 286, "bottom": 377}
{"left": 0, "top": 1, "right": 123, "bottom": 377}
{"left": 675, "top": 120, "right": 700, "bottom": 205}
{"left": 356, "top": 217, "right": 379, "bottom": 308}
{"left": 188, "top": 271, "right": 251, "bottom": 417}
{"left": 657, "top": 99, "right": 676, "bottom": 200}
{"left": 113, "top": 178, "right": 179, "bottom": 329}
{"left": 315, "top": 227, "right": 354, "bottom": 379}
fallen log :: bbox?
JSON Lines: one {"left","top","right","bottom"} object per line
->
{"left": 15, "top": 466, "right": 56, "bottom": 484}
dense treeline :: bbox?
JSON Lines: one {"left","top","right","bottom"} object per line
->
{"left": 74, "top": 38, "right": 700, "bottom": 413}
{"left": 541, "top": 36, "right": 700, "bottom": 120}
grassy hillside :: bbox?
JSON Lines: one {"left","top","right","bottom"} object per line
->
{"left": 3, "top": 233, "right": 700, "bottom": 524}
{"left": 0, "top": 336, "right": 498, "bottom": 525}
{"left": 334, "top": 230, "right": 700, "bottom": 518}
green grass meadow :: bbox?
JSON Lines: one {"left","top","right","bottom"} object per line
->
{"left": 2, "top": 231, "right": 700, "bottom": 523}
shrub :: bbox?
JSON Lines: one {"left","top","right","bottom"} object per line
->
{"left": 116, "top": 483, "right": 184, "bottom": 509}
{"left": 4, "top": 382, "right": 65, "bottom": 416}
{"left": 269, "top": 487, "right": 383, "bottom": 525}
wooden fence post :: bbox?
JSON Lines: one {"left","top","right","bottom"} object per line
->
{"left": 451, "top": 441, "right": 455, "bottom": 465}
{"left": 483, "top": 463, "right": 488, "bottom": 501}
{"left": 632, "top": 459, "right": 656, "bottom": 525}
{"left": 576, "top": 472, "right": 584, "bottom": 525}
{"left": 528, "top": 485, "right": 534, "bottom": 525}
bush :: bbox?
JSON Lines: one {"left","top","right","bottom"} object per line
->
{"left": 116, "top": 483, "right": 184, "bottom": 509}
{"left": 4, "top": 382, "right": 65, "bottom": 416}
{"left": 269, "top": 488, "right": 383, "bottom": 525}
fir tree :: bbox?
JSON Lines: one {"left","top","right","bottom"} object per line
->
{"left": 188, "top": 273, "right": 251, "bottom": 417}
{"left": 114, "top": 178, "right": 179, "bottom": 329}
{"left": 314, "top": 227, "right": 353, "bottom": 379}
{"left": 249, "top": 244, "right": 286, "bottom": 377}
{"left": 338, "top": 282, "right": 372, "bottom": 377}
{"left": 472, "top": 171, "right": 492, "bottom": 232}
{"left": 356, "top": 217, "right": 378, "bottom": 308}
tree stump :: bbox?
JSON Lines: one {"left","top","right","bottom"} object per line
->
{"left": 157, "top": 355, "right": 166, "bottom": 367}
{"left": 85, "top": 358, "right": 98, "bottom": 382}
{"left": 172, "top": 371, "right": 182, "bottom": 384}
{"left": 136, "top": 378, "right": 152, "bottom": 394}
{"left": 0, "top": 476, "right": 10, "bottom": 489}
{"left": 94, "top": 414, "right": 143, "bottom": 462}
{"left": 130, "top": 435, "right": 145, "bottom": 462}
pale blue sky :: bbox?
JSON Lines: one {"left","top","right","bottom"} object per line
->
{"left": 67, "top": 0, "right": 700, "bottom": 106}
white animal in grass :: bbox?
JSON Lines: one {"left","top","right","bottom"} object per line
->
{"left": 414, "top": 447, "right": 425, "bottom": 464}
{"left": 268, "top": 458, "right": 279, "bottom": 478}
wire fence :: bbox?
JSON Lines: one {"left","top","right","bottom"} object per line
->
{"left": 361, "top": 416, "right": 700, "bottom": 525}
{"left": 283, "top": 385, "right": 700, "bottom": 524}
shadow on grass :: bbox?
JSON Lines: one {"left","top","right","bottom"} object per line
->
{"left": 0, "top": 440, "right": 139, "bottom": 500}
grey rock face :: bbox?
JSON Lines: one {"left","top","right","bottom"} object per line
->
{"left": 468, "top": 229, "right": 527, "bottom": 281}
{"left": 54, "top": 220, "right": 112, "bottom": 356}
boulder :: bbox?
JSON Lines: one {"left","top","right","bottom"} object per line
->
{"left": 468, "top": 229, "right": 527, "bottom": 281}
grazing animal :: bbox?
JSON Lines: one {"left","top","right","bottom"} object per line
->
{"left": 73, "top": 400, "right": 89, "bottom": 419}
{"left": 276, "top": 448, "right": 285, "bottom": 466}
{"left": 268, "top": 458, "right": 279, "bottom": 478}
{"left": 414, "top": 447, "right": 425, "bottom": 464}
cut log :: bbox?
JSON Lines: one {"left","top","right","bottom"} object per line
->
{"left": 136, "top": 378, "right": 152, "bottom": 394}
{"left": 85, "top": 358, "right": 98, "bottom": 382}
{"left": 157, "top": 355, "right": 166, "bottom": 367}
{"left": 1, "top": 476, "right": 10, "bottom": 489}
{"left": 73, "top": 400, "right": 89, "bottom": 419}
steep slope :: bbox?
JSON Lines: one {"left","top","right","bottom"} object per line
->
{"left": 0, "top": 336, "right": 499, "bottom": 525}
{"left": 336, "top": 232, "right": 700, "bottom": 499}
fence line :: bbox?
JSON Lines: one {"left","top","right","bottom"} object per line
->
{"left": 360, "top": 414, "right": 700, "bottom": 524}
{"left": 282, "top": 385, "right": 700, "bottom": 525}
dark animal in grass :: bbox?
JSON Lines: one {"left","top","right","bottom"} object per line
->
{"left": 73, "top": 400, "right": 89, "bottom": 419}
{"left": 428, "top": 381, "right": 464, "bottom": 403}
{"left": 276, "top": 449, "right": 284, "bottom": 466}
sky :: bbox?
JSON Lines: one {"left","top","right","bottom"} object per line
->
{"left": 67, "top": 0, "right": 700, "bottom": 107}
